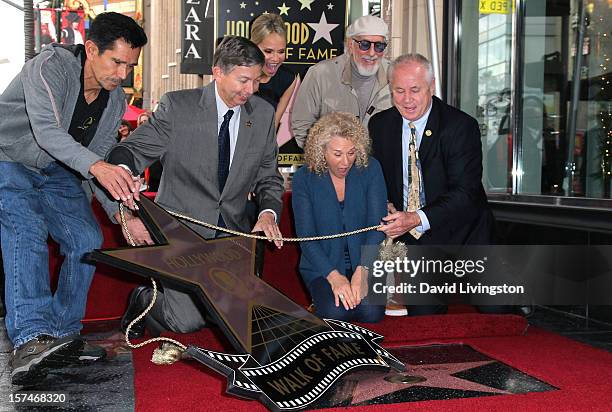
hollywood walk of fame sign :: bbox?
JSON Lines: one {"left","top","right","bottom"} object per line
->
{"left": 90, "top": 196, "right": 404, "bottom": 411}
{"left": 218, "top": 0, "right": 348, "bottom": 73}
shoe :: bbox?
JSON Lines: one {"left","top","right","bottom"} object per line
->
{"left": 518, "top": 305, "right": 535, "bottom": 317}
{"left": 385, "top": 303, "right": 408, "bottom": 316}
{"left": 78, "top": 341, "right": 107, "bottom": 363}
{"left": 10, "top": 335, "right": 84, "bottom": 386}
{"left": 121, "top": 286, "right": 152, "bottom": 339}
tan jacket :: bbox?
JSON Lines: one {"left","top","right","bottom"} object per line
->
{"left": 291, "top": 53, "right": 392, "bottom": 148}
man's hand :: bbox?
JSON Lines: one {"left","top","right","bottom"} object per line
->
{"left": 378, "top": 211, "right": 421, "bottom": 239}
{"left": 90, "top": 160, "right": 140, "bottom": 208}
{"left": 252, "top": 211, "right": 283, "bottom": 248}
{"left": 121, "top": 177, "right": 145, "bottom": 210}
{"left": 327, "top": 270, "right": 355, "bottom": 310}
{"left": 114, "top": 211, "right": 154, "bottom": 246}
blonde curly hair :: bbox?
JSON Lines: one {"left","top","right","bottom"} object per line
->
{"left": 304, "top": 112, "right": 371, "bottom": 174}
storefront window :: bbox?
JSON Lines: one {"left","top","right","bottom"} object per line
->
{"left": 458, "top": 1, "right": 513, "bottom": 193}
{"left": 457, "top": 0, "right": 611, "bottom": 199}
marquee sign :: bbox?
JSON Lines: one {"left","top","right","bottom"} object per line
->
{"left": 181, "top": 0, "right": 215, "bottom": 74}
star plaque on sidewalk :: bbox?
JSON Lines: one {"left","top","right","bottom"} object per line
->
{"left": 309, "top": 344, "right": 557, "bottom": 407}
{"left": 90, "top": 196, "right": 404, "bottom": 411}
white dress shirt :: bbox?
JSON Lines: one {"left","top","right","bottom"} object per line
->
{"left": 214, "top": 83, "right": 276, "bottom": 223}
{"left": 214, "top": 83, "right": 242, "bottom": 168}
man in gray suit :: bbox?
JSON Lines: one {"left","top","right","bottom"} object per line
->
{"left": 108, "top": 36, "right": 284, "bottom": 335}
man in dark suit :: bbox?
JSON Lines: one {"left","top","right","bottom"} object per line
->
{"left": 369, "top": 53, "right": 496, "bottom": 316}
{"left": 108, "top": 36, "right": 284, "bottom": 335}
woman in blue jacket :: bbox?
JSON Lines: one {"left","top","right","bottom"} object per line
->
{"left": 292, "top": 112, "right": 387, "bottom": 322}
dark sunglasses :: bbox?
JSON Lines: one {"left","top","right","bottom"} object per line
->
{"left": 353, "top": 39, "right": 387, "bottom": 53}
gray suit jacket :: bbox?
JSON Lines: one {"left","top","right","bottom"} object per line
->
{"left": 112, "top": 82, "right": 283, "bottom": 238}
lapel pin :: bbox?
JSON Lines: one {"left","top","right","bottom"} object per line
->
{"left": 246, "top": 120, "right": 252, "bottom": 127}
{"left": 425, "top": 129, "right": 432, "bottom": 137}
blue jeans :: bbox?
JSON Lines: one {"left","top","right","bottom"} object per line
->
{"left": 308, "top": 276, "right": 385, "bottom": 323}
{"left": 0, "top": 162, "right": 102, "bottom": 347}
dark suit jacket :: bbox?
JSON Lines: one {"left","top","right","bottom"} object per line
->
{"left": 369, "top": 96, "right": 494, "bottom": 245}
{"left": 292, "top": 157, "right": 387, "bottom": 286}
{"left": 109, "top": 82, "right": 283, "bottom": 238}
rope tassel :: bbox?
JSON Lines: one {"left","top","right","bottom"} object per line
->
{"left": 378, "top": 237, "right": 407, "bottom": 261}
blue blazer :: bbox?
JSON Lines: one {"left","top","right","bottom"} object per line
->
{"left": 292, "top": 157, "right": 387, "bottom": 286}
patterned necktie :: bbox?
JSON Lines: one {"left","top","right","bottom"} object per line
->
{"left": 217, "top": 109, "right": 234, "bottom": 193}
{"left": 407, "top": 122, "right": 423, "bottom": 239}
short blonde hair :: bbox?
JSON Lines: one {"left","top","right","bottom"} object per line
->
{"left": 304, "top": 112, "right": 371, "bottom": 174}
{"left": 250, "top": 14, "right": 286, "bottom": 45}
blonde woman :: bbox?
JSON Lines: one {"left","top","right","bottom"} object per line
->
{"left": 292, "top": 112, "right": 386, "bottom": 322}
{"left": 249, "top": 13, "right": 299, "bottom": 277}
{"left": 251, "top": 13, "right": 298, "bottom": 130}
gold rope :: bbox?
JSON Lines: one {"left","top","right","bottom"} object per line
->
{"left": 119, "top": 203, "right": 382, "bottom": 242}
{"left": 121, "top": 206, "right": 186, "bottom": 359}
{"left": 123, "top": 278, "right": 187, "bottom": 352}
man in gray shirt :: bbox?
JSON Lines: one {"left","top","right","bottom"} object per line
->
{"left": 291, "top": 15, "right": 393, "bottom": 148}
{"left": 0, "top": 12, "right": 146, "bottom": 385}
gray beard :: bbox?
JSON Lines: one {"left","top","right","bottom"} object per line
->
{"left": 355, "top": 60, "right": 379, "bottom": 76}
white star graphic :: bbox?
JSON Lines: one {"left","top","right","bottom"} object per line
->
{"left": 327, "top": 3, "right": 334, "bottom": 10}
{"left": 277, "top": 2, "right": 290, "bottom": 16}
{"left": 250, "top": 12, "right": 254, "bottom": 17}
{"left": 263, "top": 10, "right": 269, "bottom": 14}
{"left": 298, "top": 0, "right": 315, "bottom": 10}
{"left": 307, "top": 12, "right": 339, "bottom": 45}
{"left": 226, "top": 9, "right": 230, "bottom": 13}
{"left": 240, "top": 2, "right": 246, "bottom": 8}
{"left": 255, "top": 1, "right": 259, "bottom": 5}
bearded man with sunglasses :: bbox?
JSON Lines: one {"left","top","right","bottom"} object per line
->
{"left": 292, "top": 15, "right": 392, "bottom": 148}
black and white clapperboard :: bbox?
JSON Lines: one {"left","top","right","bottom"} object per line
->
{"left": 91, "top": 196, "right": 403, "bottom": 411}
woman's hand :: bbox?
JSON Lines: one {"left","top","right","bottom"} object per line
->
{"left": 350, "top": 266, "right": 367, "bottom": 305}
{"left": 327, "top": 270, "right": 355, "bottom": 310}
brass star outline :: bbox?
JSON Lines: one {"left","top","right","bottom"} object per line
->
{"left": 92, "top": 196, "right": 327, "bottom": 357}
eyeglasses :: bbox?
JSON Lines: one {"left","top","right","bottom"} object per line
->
{"left": 352, "top": 39, "right": 387, "bottom": 53}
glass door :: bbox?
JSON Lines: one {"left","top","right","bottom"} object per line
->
{"left": 457, "top": 0, "right": 514, "bottom": 193}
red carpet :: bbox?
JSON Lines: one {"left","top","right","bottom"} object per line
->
{"left": 59, "top": 198, "right": 611, "bottom": 410}
{"left": 363, "top": 313, "right": 529, "bottom": 345}
{"left": 131, "top": 314, "right": 612, "bottom": 411}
